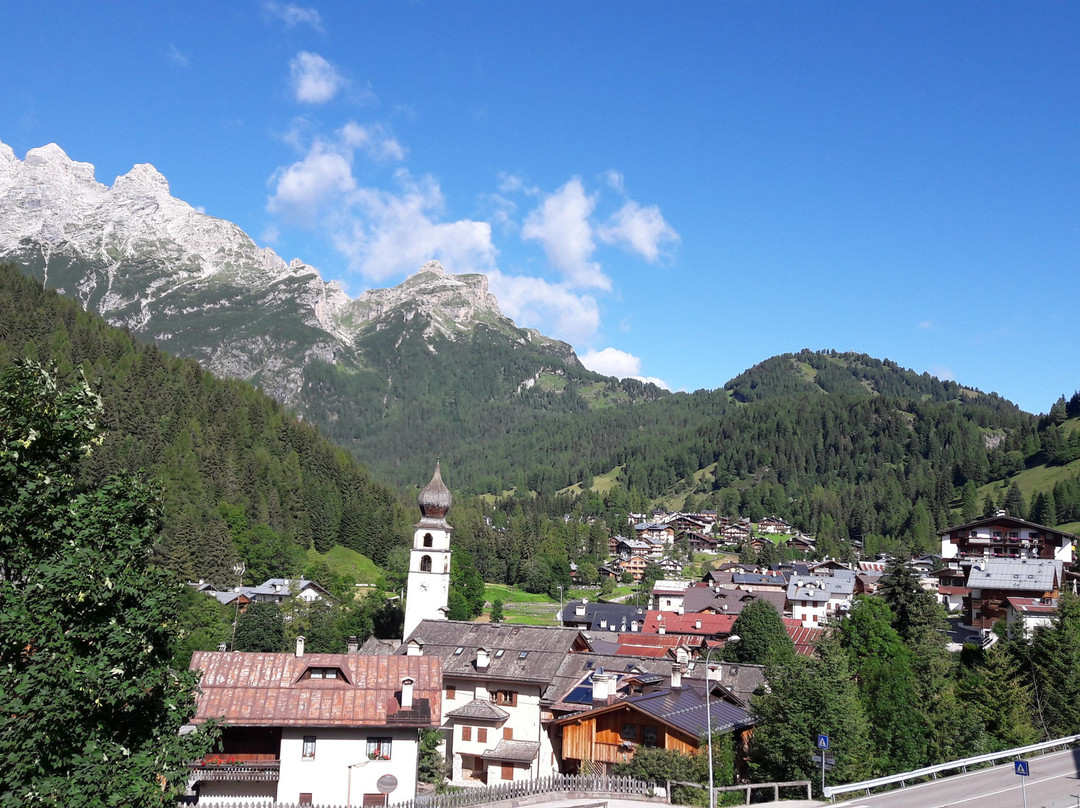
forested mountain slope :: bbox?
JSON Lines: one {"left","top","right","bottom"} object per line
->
{"left": 0, "top": 263, "right": 411, "bottom": 586}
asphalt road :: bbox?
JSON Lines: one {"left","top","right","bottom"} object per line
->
{"left": 830, "top": 747, "right": 1080, "bottom": 808}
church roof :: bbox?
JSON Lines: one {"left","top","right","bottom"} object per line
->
{"left": 418, "top": 461, "right": 452, "bottom": 519}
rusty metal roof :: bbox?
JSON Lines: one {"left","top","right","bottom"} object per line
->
{"left": 189, "top": 651, "right": 441, "bottom": 728}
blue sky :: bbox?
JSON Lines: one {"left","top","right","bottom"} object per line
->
{"left": 2, "top": 2, "right": 1077, "bottom": 413}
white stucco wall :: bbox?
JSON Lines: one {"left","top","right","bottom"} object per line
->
{"left": 443, "top": 678, "right": 554, "bottom": 786}
{"left": 276, "top": 727, "right": 419, "bottom": 806}
{"left": 196, "top": 781, "right": 277, "bottom": 805}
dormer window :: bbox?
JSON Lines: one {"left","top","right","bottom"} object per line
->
{"left": 305, "top": 666, "right": 342, "bottom": 680}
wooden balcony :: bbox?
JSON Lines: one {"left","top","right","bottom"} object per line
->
{"left": 188, "top": 755, "right": 280, "bottom": 783}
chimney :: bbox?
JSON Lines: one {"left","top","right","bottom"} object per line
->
{"left": 575, "top": 601, "right": 586, "bottom": 617}
{"left": 695, "top": 619, "right": 702, "bottom": 630}
{"left": 400, "top": 677, "right": 415, "bottom": 710}
{"left": 591, "top": 669, "right": 615, "bottom": 705}
{"left": 347, "top": 635, "right": 358, "bottom": 654}
{"left": 406, "top": 638, "right": 425, "bottom": 657}
{"left": 675, "top": 646, "right": 690, "bottom": 665}
{"left": 658, "top": 617, "right": 665, "bottom": 635}
{"left": 295, "top": 635, "right": 305, "bottom": 657}
{"left": 476, "top": 647, "right": 490, "bottom": 670}
{"left": 671, "top": 663, "right": 683, "bottom": 689}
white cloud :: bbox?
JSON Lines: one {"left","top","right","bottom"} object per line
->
{"left": 265, "top": 2, "right": 323, "bottom": 30}
{"left": 268, "top": 144, "right": 355, "bottom": 225}
{"left": 919, "top": 319, "right": 933, "bottom": 329}
{"left": 521, "top": 178, "right": 610, "bottom": 290}
{"left": 597, "top": 200, "right": 679, "bottom": 262}
{"left": 341, "top": 122, "right": 404, "bottom": 161}
{"left": 488, "top": 271, "right": 600, "bottom": 346}
{"left": 581, "top": 347, "right": 640, "bottom": 377}
{"left": 290, "top": 52, "right": 344, "bottom": 104}
{"left": 601, "top": 169, "right": 624, "bottom": 193}
{"left": 580, "top": 347, "right": 670, "bottom": 389}
{"left": 334, "top": 172, "right": 497, "bottom": 281}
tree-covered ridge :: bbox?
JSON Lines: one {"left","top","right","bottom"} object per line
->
{"left": 0, "top": 263, "right": 411, "bottom": 586}
{"left": 299, "top": 310, "right": 668, "bottom": 488}
{"left": 724, "top": 348, "right": 1012, "bottom": 406}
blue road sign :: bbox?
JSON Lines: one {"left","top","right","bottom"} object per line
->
{"left": 1014, "top": 760, "right": 1030, "bottom": 776}
{"left": 817, "top": 734, "right": 829, "bottom": 750}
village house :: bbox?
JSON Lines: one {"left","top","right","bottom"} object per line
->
{"left": 634, "top": 522, "right": 676, "bottom": 546}
{"left": 1005, "top": 596, "right": 1059, "bottom": 639}
{"left": 247, "top": 578, "right": 333, "bottom": 604}
{"left": 756, "top": 516, "right": 792, "bottom": 535}
{"left": 620, "top": 554, "right": 650, "bottom": 582}
{"left": 669, "top": 513, "right": 716, "bottom": 534}
{"left": 399, "top": 621, "right": 591, "bottom": 786}
{"left": 651, "top": 579, "right": 691, "bottom": 611}
{"left": 940, "top": 511, "right": 1076, "bottom": 565}
{"left": 185, "top": 644, "right": 441, "bottom": 806}
{"left": 964, "top": 557, "right": 1063, "bottom": 632}
{"left": 641, "top": 610, "right": 738, "bottom": 641}
{"left": 552, "top": 665, "right": 755, "bottom": 777}
{"left": 786, "top": 570, "right": 856, "bottom": 627}
{"left": 683, "top": 530, "right": 719, "bottom": 554}
{"left": 561, "top": 599, "right": 647, "bottom": 634}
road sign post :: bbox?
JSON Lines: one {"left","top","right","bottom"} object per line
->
{"left": 1015, "top": 759, "right": 1029, "bottom": 808}
{"left": 817, "top": 735, "right": 829, "bottom": 794}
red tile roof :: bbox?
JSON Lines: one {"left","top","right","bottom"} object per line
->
{"left": 190, "top": 651, "right": 442, "bottom": 728}
{"left": 782, "top": 618, "right": 825, "bottom": 656}
{"left": 642, "top": 611, "right": 737, "bottom": 636}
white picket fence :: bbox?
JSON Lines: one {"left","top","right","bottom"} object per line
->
{"left": 182, "top": 773, "right": 655, "bottom": 808}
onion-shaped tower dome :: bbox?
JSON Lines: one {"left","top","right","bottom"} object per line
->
{"left": 418, "top": 461, "right": 452, "bottom": 520}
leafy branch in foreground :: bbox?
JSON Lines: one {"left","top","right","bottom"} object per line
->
{"left": 0, "top": 361, "right": 216, "bottom": 806}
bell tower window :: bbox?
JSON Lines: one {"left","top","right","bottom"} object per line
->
{"left": 423, "top": 533, "right": 434, "bottom": 548}
{"left": 420, "top": 555, "right": 432, "bottom": 572}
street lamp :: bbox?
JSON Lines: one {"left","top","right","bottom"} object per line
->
{"left": 346, "top": 759, "right": 371, "bottom": 807}
{"left": 705, "top": 635, "right": 739, "bottom": 808}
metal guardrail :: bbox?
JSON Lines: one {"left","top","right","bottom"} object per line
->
{"left": 823, "top": 733, "right": 1080, "bottom": 799}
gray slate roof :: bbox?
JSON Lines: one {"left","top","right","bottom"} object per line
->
{"left": 482, "top": 740, "right": 541, "bottom": 762}
{"left": 625, "top": 682, "right": 755, "bottom": 738}
{"left": 562, "top": 600, "right": 648, "bottom": 632}
{"left": 546, "top": 652, "right": 765, "bottom": 708}
{"left": 787, "top": 571, "right": 856, "bottom": 602}
{"left": 446, "top": 699, "right": 510, "bottom": 721}
{"left": 967, "top": 558, "right": 1062, "bottom": 592}
{"left": 400, "top": 620, "right": 590, "bottom": 686}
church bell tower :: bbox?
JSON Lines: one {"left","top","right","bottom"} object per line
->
{"left": 403, "top": 461, "right": 453, "bottom": 639}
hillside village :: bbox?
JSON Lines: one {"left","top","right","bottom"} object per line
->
{"left": 182, "top": 465, "right": 1078, "bottom": 806}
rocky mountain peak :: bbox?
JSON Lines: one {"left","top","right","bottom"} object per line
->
{"left": 112, "top": 163, "right": 171, "bottom": 197}
{"left": 0, "top": 140, "right": 582, "bottom": 406}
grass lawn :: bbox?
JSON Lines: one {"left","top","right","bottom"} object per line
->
{"left": 976, "top": 458, "right": 1080, "bottom": 508}
{"left": 484, "top": 583, "right": 554, "bottom": 603}
{"left": 305, "top": 545, "right": 382, "bottom": 585}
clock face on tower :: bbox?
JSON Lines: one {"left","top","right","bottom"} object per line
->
{"left": 420, "top": 583, "right": 428, "bottom": 591}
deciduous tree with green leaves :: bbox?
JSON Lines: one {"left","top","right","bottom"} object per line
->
{"left": 723, "top": 599, "right": 794, "bottom": 666}
{"left": 0, "top": 361, "right": 216, "bottom": 806}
